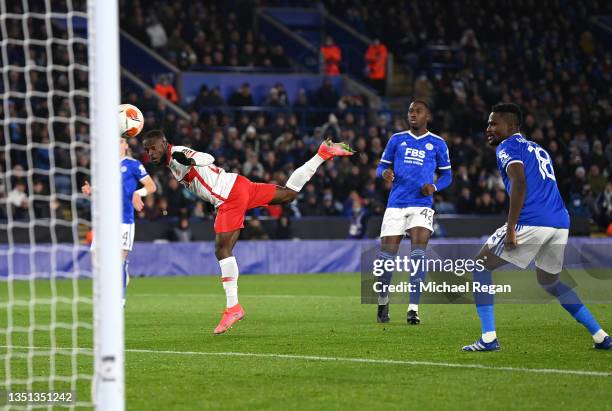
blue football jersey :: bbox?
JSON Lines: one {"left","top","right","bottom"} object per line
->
{"left": 121, "top": 157, "right": 149, "bottom": 224}
{"left": 380, "top": 130, "right": 451, "bottom": 208}
{"left": 496, "top": 133, "right": 569, "bottom": 229}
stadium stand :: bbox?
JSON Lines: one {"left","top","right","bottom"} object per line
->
{"left": 120, "top": 0, "right": 292, "bottom": 71}
{"left": 1, "top": 0, "right": 611, "bottom": 239}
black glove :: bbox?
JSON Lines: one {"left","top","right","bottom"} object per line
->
{"left": 171, "top": 151, "right": 193, "bottom": 166}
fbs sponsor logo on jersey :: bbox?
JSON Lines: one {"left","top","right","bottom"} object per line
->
{"left": 404, "top": 147, "right": 426, "bottom": 165}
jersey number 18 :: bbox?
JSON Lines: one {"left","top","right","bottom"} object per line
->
{"left": 527, "top": 145, "right": 556, "bottom": 181}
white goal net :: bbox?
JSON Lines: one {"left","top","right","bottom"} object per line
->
{"left": 0, "top": 0, "right": 123, "bottom": 409}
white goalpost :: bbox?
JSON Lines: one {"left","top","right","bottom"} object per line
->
{"left": 0, "top": 0, "right": 124, "bottom": 409}
{"left": 88, "top": 0, "right": 124, "bottom": 409}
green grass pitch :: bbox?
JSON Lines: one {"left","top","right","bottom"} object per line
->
{"left": 1, "top": 273, "right": 612, "bottom": 410}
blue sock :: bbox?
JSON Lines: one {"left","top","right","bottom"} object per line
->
{"left": 122, "top": 260, "right": 129, "bottom": 299}
{"left": 377, "top": 251, "right": 395, "bottom": 305}
{"left": 473, "top": 268, "right": 495, "bottom": 334}
{"left": 409, "top": 248, "right": 427, "bottom": 306}
{"left": 542, "top": 280, "right": 602, "bottom": 335}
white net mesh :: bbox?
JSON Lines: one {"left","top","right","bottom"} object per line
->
{"left": 0, "top": 0, "right": 94, "bottom": 408}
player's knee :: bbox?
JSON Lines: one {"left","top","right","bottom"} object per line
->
{"left": 215, "top": 243, "right": 232, "bottom": 260}
{"left": 380, "top": 243, "right": 399, "bottom": 255}
{"left": 279, "top": 187, "right": 297, "bottom": 203}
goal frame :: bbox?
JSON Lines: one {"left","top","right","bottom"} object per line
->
{"left": 88, "top": 0, "right": 124, "bottom": 409}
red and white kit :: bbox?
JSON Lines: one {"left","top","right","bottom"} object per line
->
{"left": 166, "top": 145, "right": 276, "bottom": 233}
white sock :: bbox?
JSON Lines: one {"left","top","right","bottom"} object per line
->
{"left": 219, "top": 256, "right": 239, "bottom": 308}
{"left": 482, "top": 331, "right": 497, "bottom": 343}
{"left": 408, "top": 304, "right": 419, "bottom": 313}
{"left": 593, "top": 329, "right": 608, "bottom": 344}
{"left": 285, "top": 154, "right": 325, "bottom": 192}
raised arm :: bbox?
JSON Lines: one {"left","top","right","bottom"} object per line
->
{"left": 171, "top": 147, "right": 215, "bottom": 167}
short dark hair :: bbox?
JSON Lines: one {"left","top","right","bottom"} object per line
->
{"left": 492, "top": 103, "right": 522, "bottom": 127}
{"left": 410, "top": 99, "right": 432, "bottom": 113}
{"left": 143, "top": 129, "right": 166, "bottom": 142}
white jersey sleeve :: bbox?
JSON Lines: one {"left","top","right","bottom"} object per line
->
{"left": 166, "top": 145, "right": 237, "bottom": 207}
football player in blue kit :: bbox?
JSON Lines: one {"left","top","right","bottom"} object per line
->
{"left": 375, "top": 100, "right": 452, "bottom": 324}
{"left": 463, "top": 103, "right": 610, "bottom": 351}
{"left": 82, "top": 138, "right": 156, "bottom": 307}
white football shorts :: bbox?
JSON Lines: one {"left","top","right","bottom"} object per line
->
{"left": 486, "top": 224, "right": 568, "bottom": 274}
{"left": 380, "top": 207, "right": 434, "bottom": 237}
{"left": 90, "top": 223, "right": 135, "bottom": 252}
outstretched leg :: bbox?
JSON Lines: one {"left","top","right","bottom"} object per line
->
{"left": 213, "top": 229, "right": 245, "bottom": 335}
{"left": 537, "top": 268, "right": 610, "bottom": 349}
{"left": 270, "top": 139, "right": 354, "bottom": 205}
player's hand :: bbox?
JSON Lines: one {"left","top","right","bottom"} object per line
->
{"left": 382, "top": 169, "right": 394, "bottom": 182}
{"left": 132, "top": 192, "right": 145, "bottom": 212}
{"left": 505, "top": 228, "right": 518, "bottom": 250}
{"left": 421, "top": 184, "right": 436, "bottom": 196}
{"left": 81, "top": 181, "right": 91, "bottom": 197}
{"left": 171, "top": 151, "right": 193, "bottom": 166}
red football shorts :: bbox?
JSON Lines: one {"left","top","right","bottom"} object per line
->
{"left": 214, "top": 175, "right": 277, "bottom": 233}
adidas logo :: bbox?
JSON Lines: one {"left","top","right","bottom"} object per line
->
{"left": 400, "top": 142, "right": 407, "bottom": 146}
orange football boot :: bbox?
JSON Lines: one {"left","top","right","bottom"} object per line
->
{"left": 213, "top": 304, "right": 245, "bottom": 335}
{"left": 317, "top": 139, "right": 355, "bottom": 160}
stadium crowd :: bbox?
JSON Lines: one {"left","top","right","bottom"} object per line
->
{"left": 1, "top": 0, "right": 611, "bottom": 236}
{"left": 120, "top": 0, "right": 610, "bottom": 233}
{"left": 121, "top": 0, "right": 291, "bottom": 71}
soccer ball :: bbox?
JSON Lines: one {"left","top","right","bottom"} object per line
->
{"left": 118, "top": 104, "right": 144, "bottom": 138}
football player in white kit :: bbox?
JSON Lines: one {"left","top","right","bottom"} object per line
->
{"left": 143, "top": 129, "right": 354, "bottom": 334}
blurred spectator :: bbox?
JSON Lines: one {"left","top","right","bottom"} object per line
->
{"left": 316, "top": 78, "right": 340, "bottom": 108}
{"left": 300, "top": 194, "right": 322, "bottom": 216}
{"left": 320, "top": 36, "right": 342, "bottom": 76}
{"left": 138, "top": 196, "right": 161, "bottom": 220}
{"left": 274, "top": 216, "right": 293, "bottom": 239}
{"left": 32, "top": 181, "right": 50, "bottom": 219}
{"left": 7, "top": 181, "right": 28, "bottom": 220}
{"left": 192, "top": 201, "right": 207, "bottom": 218}
{"left": 154, "top": 75, "right": 178, "bottom": 103}
{"left": 587, "top": 165, "right": 606, "bottom": 195}
{"left": 270, "top": 45, "right": 290, "bottom": 68}
{"left": 141, "top": 88, "right": 159, "bottom": 112}
{"left": 475, "top": 192, "right": 496, "bottom": 214}
{"left": 413, "top": 74, "right": 433, "bottom": 103}
{"left": 460, "top": 29, "right": 480, "bottom": 53}
{"left": 228, "top": 83, "right": 254, "bottom": 107}
{"left": 345, "top": 192, "right": 368, "bottom": 239}
{"left": 455, "top": 187, "right": 474, "bottom": 214}
{"left": 241, "top": 217, "right": 269, "bottom": 240}
{"left": 365, "top": 39, "right": 388, "bottom": 95}
{"left": 593, "top": 183, "right": 612, "bottom": 231}
{"left": 264, "top": 87, "right": 285, "bottom": 107}
{"left": 145, "top": 18, "right": 167, "bottom": 48}
{"left": 170, "top": 217, "right": 194, "bottom": 242}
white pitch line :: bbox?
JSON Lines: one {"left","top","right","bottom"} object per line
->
{"left": 125, "top": 349, "right": 612, "bottom": 377}
{"left": 130, "top": 293, "right": 353, "bottom": 299}
{"left": 3, "top": 345, "right": 610, "bottom": 377}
